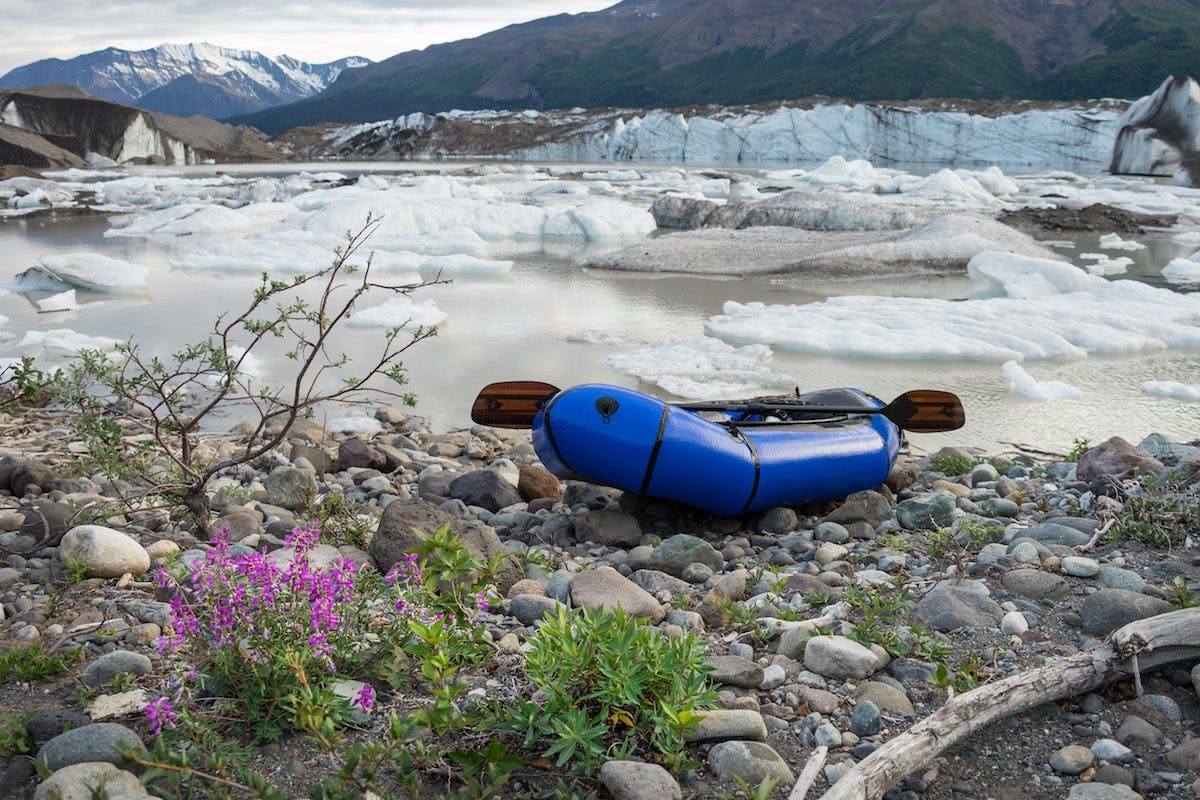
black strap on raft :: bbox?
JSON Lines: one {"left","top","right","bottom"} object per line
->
{"left": 737, "top": 431, "right": 762, "bottom": 514}
{"left": 638, "top": 405, "right": 671, "bottom": 496}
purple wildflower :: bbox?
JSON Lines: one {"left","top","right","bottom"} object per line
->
{"left": 144, "top": 695, "right": 177, "bottom": 736}
{"left": 354, "top": 682, "right": 376, "bottom": 711}
{"left": 474, "top": 590, "right": 490, "bottom": 613}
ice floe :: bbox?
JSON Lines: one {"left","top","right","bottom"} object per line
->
{"left": 35, "top": 290, "right": 80, "bottom": 313}
{"left": 1079, "top": 253, "right": 1133, "bottom": 276}
{"left": 1002, "top": 360, "right": 1082, "bottom": 400}
{"left": 346, "top": 296, "right": 447, "bottom": 328}
{"left": 20, "top": 253, "right": 149, "bottom": 294}
{"left": 15, "top": 329, "right": 122, "bottom": 358}
{"left": 1098, "top": 233, "right": 1145, "bottom": 251}
{"left": 325, "top": 411, "right": 384, "bottom": 435}
{"left": 1162, "top": 256, "right": 1200, "bottom": 284}
{"left": 603, "top": 337, "right": 796, "bottom": 399}
{"left": 1142, "top": 380, "right": 1200, "bottom": 402}
{"left": 704, "top": 252, "right": 1200, "bottom": 361}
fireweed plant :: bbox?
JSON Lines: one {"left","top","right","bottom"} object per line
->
{"left": 148, "top": 521, "right": 495, "bottom": 748}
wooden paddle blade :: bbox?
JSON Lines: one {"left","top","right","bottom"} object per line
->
{"left": 471, "top": 381, "right": 561, "bottom": 428}
{"left": 884, "top": 390, "right": 965, "bottom": 432}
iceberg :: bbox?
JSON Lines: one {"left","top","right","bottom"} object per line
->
{"left": 1142, "top": 380, "right": 1200, "bottom": 402}
{"left": 604, "top": 337, "right": 796, "bottom": 399}
{"left": 27, "top": 253, "right": 148, "bottom": 293}
{"left": 35, "top": 289, "right": 80, "bottom": 312}
{"left": 1163, "top": 256, "right": 1200, "bottom": 284}
{"left": 346, "top": 296, "right": 447, "bottom": 328}
{"left": 1001, "top": 360, "right": 1082, "bottom": 401}
{"left": 704, "top": 252, "right": 1200, "bottom": 361}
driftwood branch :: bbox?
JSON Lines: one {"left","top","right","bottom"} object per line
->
{"left": 817, "top": 608, "right": 1200, "bottom": 800}
{"left": 789, "top": 745, "right": 828, "bottom": 800}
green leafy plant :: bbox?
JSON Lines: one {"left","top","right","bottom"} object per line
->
{"left": 1066, "top": 437, "right": 1092, "bottom": 463}
{"left": 0, "top": 356, "right": 53, "bottom": 410}
{"left": 0, "top": 643, "right": 80, "bottom": 682}
{"left": 842, "top": 583, "right": 915, "bottom": 654}
{"left": 50, "top": 218, "right": 444, "bottom": 535}
{"left": 497, "top": 604, "right": 716, "bottom": 774}
{"left": 1166, "top": 577, "right": 1199, "bottom": 610}
{"left": 304, "top": 488, "right": 378, "bottom": 550}
{"left": 926, "top": 452, "right": 976, "bottom": 476}
{"left": 928, "top": 651, "right": 988, "bottom": 693}
{"left": 0, "top": 713, "right": 34, "bottom": 759}
{"left": 1109, "top": 474, "right": 1200, "bottom": 548}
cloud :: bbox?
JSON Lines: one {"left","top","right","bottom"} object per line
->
{"left": 0, "top": 0, "right": 613, "bottom": 74}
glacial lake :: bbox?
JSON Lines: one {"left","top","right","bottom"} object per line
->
{"left": 1, "top": 161, "right": 1198, "bottom": 458}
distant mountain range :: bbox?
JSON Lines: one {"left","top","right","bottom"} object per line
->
{"left": 234, "top": 0, "right": 1200, "bottom": 134}
{"left": 0, "top": 43, "right": 370, "bottom": 120}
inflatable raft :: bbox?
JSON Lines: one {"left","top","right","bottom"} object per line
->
{"left": 530, "top": 384, "right": 901, "bottom": 516}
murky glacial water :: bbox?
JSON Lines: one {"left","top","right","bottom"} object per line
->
{"left": 1, "top": 164, "right": 1198, "bottom": 458}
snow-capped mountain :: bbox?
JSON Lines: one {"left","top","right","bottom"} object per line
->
{"left": 0, "top": 43, "right": 370, "bottom": 120}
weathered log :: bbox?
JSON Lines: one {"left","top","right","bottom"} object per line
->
{"left": 818, "top": 608, "right": 1200, "bottom": 800}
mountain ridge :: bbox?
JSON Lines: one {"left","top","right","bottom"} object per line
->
{"left": 0, "top": 43, "right": 370, "bottom": 120}
{"left": 233, "top": 0, "right": 1200, "bottom": 134}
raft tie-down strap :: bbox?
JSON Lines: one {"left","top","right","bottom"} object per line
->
{"left": 541, "top": 392, "right": 574, "bottom": 474}
{"left": 638, "top": 404, "right": 672, "bottom": 496}
{"left": 737, "top": 430, "right": 762, "bottom": 514}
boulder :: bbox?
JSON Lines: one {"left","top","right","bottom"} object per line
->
{"left": 517, "top": 465, "right": 560, "bottom": 502}
{"left": 59, "top": 526, "right": 150, "bottom": 578}
{"left": 370, "top": 498, "right": 521, "bottom": 593}
{"left": 447, "top": 470, "right": 522, "bottom": 512}
{"left": 1076, "top": 437, "right": 1164, "bottom": 481}
{"left": 569, "top": 567, "right": 665, "bottom": 623}
{"left": 337, "top": 438, "right": 387, "bottom": 470}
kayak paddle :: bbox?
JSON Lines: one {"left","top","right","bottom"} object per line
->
{"left": 472, "top": 382, "right": 965, "bottom": 433}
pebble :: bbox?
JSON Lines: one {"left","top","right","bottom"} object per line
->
{"left": 1092, "top": 738, "right": 1136, "bottom": 764}
{"left": 1000, "top": 610, "right": 1029, "bottom": 635}
{"left": 1062, "top": 556, "right": 1100, "bottom": 577}
{"left": 1051, "top": 744, "right": 1095, "bottom": 774}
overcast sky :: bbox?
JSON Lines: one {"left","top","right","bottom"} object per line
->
{"left": 1, "top": 0, "right": 617, "bottom": 74}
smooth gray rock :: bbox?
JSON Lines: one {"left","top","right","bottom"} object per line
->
{"left": 574, "top": 510, "right": 642, "bottom": 547}
{"left": 27, "top": 710, "right": 92, "bottom": 746}
{"left": 1051, "top": 744, "right": 1095, "bottom": 774}
{"left": 647, "top": 534, "right": 724, "bottom": 578}
{"left": 33, "top": 762, "right": 153, "bottom": 800}
{"left": 509, "top": 594, "right": 563, "bottom": 625}
{"left": 1002, "top": 568, "right": 1069, "bottom": 600}
{"left": 804, "top": 635, "right": 878, "bottom": 679}
{"left": 447, "top": 469, "right": 522, "bottom": 513}
{"left": 59, "top": 526, "right": 150, "bottom": 579}
{"left": 36, "top": 723, "right": 146, "bottom": 771}
{"left": 1081, "top": 589, "right": 1170, "bottom": 636}
{"left": 851, "top": 700, "right": 882, "bottom": 736}
{"left": 1019, "top": 522, "right": 1092, "bottom": 547}
{"left": 685, "top": 709, "right": 768, "bottom": 742}
{"left": 630, "top": 569, "right": 691, "bottom": 597}
{"left": 263, "top": 466, "right": 319, "bottom": 511}
{"left": 913, "top": 587, "right": 1002, "bottom": 631}
{"left": 1067, "top": 783, "right": 1143, "bottom": 799}
{"left": 822, "top": 490, "right": 894, "bottom": 527}
{"left": 815, "top": 721, "right": 842, "bottom": 747}
{"left": 707, "top": 741, "right": 795, "bottom": 786}
{"left": 81, "top": 650, "right": 152, "bottom": 689}
{"left": 1136, "top": 694, "right": 1181, "bottom": 722}
{"left": 896, "top": 492, "right": 956, "bottom": 531}
{"left": 599, "top": 761, "right": 681, "bottom": 800}
{"left": 814, "top": 521, "right": 850, "bottom": 544}
{"left": 1092, "top": 738, "right": 1136, "bottom": 764}
{"left": 705, "top": 655, "right": 765, "bottom": 689}
{"left": 1096, "top": 566, "right": 1147, "bottom": 593}
{"left": 757, "top": 507, "right": 798, "bottom": 533}
{"left": 1062, "top": 556, "right": 1101, "bottom": 577}
{"left": 854, "top": 681, "right": 914, "bottom": 715}
{"left": 569, "top": 567, "right": 665, "bottom": 623}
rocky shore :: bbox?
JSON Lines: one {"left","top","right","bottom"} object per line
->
{"left": 0, "top": 402, "right": 1198, "bottom": 800}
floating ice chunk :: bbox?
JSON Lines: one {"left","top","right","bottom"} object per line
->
{"left": 1098, "top": 233, "right": 1145, "bottom": 251}
{"left": 568, "top": 329, "right": 625, "bottom": 345}
{"left": 604, "top": 337, "right": 796, "bottom": 399}
{"left": 542, "top": 200, "right": 657, "bottom": 242}
{"left": 1163, "top": 257, "right": 1200, "bottom": 284}
{"left": 1078, "top": 253, "right": 1132, "bottom": 275}
{"left": 967, "top": 251, "right": 1103, "bottom": 299}
{"left": 36, "top": 290, "right": 80, "bottom": 312}
{"left": 34, "top": 253, "right": 148, "bottom": 293}
{"left": 705, "top": 256, "right": 1200, "bottom": 361}
{"left": 326, "top": 412, "right": 384, "bottom": 435}
{"left": 583, "top": 170, "right": 641, "bottom": 182}
{"left": 106, "top": 202, "right": 298, "bottom": 237}
{"left": 1172, "top": 231, "right": 1200, "bottom": 245}
{"left": 1002, "top": 360, "right": 1082, "bottom": 400}
{"left": 17, "top": 329, "right": 121, "bottom": 357}
{"left": 1142, "top": 380, "right": 1200, "bottom": 402}
{"left": 347, "top": 296, "right": 447, "bottom": 328}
